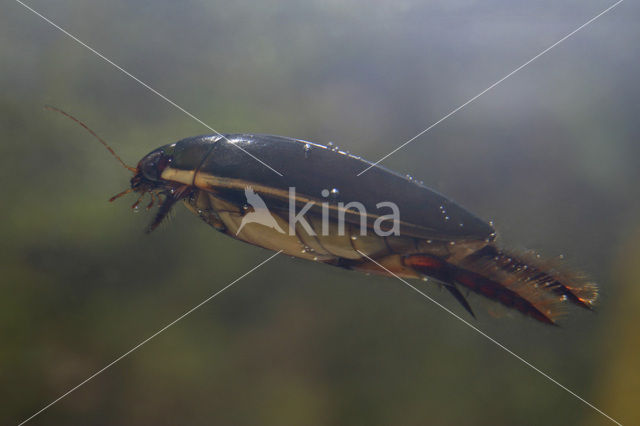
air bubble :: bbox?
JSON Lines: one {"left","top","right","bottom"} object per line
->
{"left": 321, "top": 189, "right": 329, "bottom": 197}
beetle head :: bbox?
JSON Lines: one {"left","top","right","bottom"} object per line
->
{"left": 130, "top": 144, "right": 176, "bottom": 192}
{"left": 44, "top": 106, "right": 190, "bottom": 232}
{"left": 106, "top": 143, "right": 192, "bottom": 232}
{"left": 124, "top": 143, "right": 196, "bottom": 232}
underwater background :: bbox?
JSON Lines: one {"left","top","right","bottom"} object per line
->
{"left": 1, "top": 1, "right": 639, "bottom": 424}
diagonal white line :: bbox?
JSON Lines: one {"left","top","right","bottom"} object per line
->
{"left": 18, "top": 250, "right": 283, "bottom": 426}
{"left": 14, "top": 0, "right": 283, "bottom": 177}
{"left": 355, "top": 250, "right": 622, "bottom": 426}
{"left": 357, "top": 0, "right": 624, "bottom": 176}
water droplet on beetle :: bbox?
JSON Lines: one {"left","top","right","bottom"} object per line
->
{"left": 459, "top": 223, "right": 464, "bottom": 228}
{"left": 327, "top": 141, "right": 334, "bottom": 148}
{"left": 449, "top": 241, "right": 456, "bottom": 246}
{"left": 242, "top": 204, "right": 249, "bottom": 210}
{"left": 444, "top": 216, "right": 450, "bottom": 221}
{"left": 350, "top": 235, "right": 358, "bottom": 240}
{"left": 330, "top": 188, "right": 340, "bottom": 198}
{"left": 422, "top": 277, "right": 429, "bottom": 282}
{"left": 304, "top": 143, "right": 311, "bottom": 158}
{"left": 313, "top": 256, "right": 319, "bottom": 261}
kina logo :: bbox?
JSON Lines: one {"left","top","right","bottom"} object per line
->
{"left": 236, "top": 186, "right": 285, "bottom": 235}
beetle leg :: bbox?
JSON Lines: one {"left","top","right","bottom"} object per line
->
{"left": 146, "top": 192, "right": 156, "bottom": 210}
{"left": 147, "top": 185, "right": 192, "bottom": 233}
{"left": 131, "top": 193, "right": 146, "bottom": 210}
{"left": 346, "top": 253, "right": 474, "bottom": 318}
{"left": 403, "top": 253, "right": 556, "bottom": 325}
{"left": 461, "top": 245, "right": 596, "bottom": 310}
{"left": 109, "top": 187, "right": 133, "bottom": 202}
{"left": 443, "top": 284, "right": 476, "bottom": 319}
{"left": 393, "top": 254, "right": 477, "bottom": 318}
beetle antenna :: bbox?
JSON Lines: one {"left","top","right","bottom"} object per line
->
{"left": 45, "top": 105, "right": 137, "bottom": 173}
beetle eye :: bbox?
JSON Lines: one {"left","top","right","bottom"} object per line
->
{"left": 156, "top": 155, "right": 172, "bottom": 173}
{"left": 140, "top": 150, "right": 172, "bottom": 181}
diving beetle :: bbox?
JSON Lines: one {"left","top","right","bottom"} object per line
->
{"left": 49, "top": 107, "right": 598, "bottom": 325}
